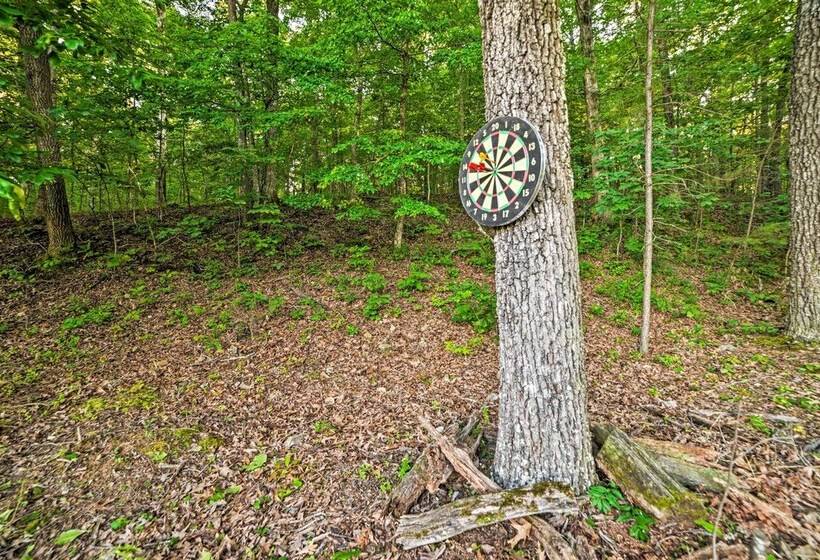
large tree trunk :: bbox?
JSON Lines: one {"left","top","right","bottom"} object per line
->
{"left": 786, "top": 0, "right": 820, "bottom": 342}
{"left": 17, "top": 23, "right": 77, "bottom": 255}
{"left": 574, "top": 0, "right": 601, "bottom": 182}
{"left": 639, "top": 0, "right": 655, "bottom": 355}
{"left": 480, "top": 0, "right": 595, "bottom": 494}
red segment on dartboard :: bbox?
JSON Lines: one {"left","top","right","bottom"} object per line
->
{"left": 457, "top": 116, "right": 547, "bottom": 227}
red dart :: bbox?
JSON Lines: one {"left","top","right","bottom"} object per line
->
{"left": 467, "top": 162, "right": 488, "bottom": 172}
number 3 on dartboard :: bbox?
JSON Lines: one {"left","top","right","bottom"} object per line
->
{"left": 457, "top": 116, "right": 546, "bottom": 227}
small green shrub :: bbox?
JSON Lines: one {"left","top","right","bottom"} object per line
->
{"left": 61, "top": 303, "right": 115, "bottom": 332}
{"left": 747, "top": 415, "right": 772, "bottom": 435}
{"left": 437, "top": 281, "right": 496, "bottom": 334}
{"left": 360, "top": 273, "right": 387, "bottom": 293}
{"left": 655, "top": 354, "right": 683, "bottom": 373}
{"left": 397, "top": 265, "right": 431, "bottom": 295}
{"left": 452, "top": 230, "right": 494, "bottom": 270}
{"left": 579, "top": 260, "right": 598, "bottom": 279}
{"left": 346, "top": 245, "right": 374, "bottom": 270}
{"left": 363, "top": 294, "right": 391, "bottom": 320}
{"left": 577, "top": 229, "right": 603, "bottom": 255}
{"left": 588, "top": 483, "right": 655, "bottom": 542}
{"left": 704, "top": 272, "right": 729, "bottom": 295}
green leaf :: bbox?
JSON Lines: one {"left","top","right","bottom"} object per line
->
{"left": 110, "top": 517, "right": 129, "bottom": 531}
{"left": 244, "top": 453, "right": 267, "bottom": 472}
{"left": 225, "top": 484, "right": 242, "bottom": 495}
{"left": 54, "top": 529, "right": 85, "bottom": 545}
{"left": 0, "top": 175, "right": 25, "bottom": 220}
{"left": 130, "top": 70, "right": 144, "bottom": 90}
{"left": 199, "top": 551, "right": 213, "bottom": 560}
{"left": 694, "top": 518, "right": 723, "bottom": 537}
{"left": 64, "top": 37, "right": 84, "bottom": 51}
{"left": 0, "top": 4, "right": 24, "bottom": 16}
{"left": 331, "top": 549, "right": 361, "bottom": 560}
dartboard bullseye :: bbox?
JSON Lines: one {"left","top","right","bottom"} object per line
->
{"left": 458, "top": 116, "right": 546, "bottom": 227}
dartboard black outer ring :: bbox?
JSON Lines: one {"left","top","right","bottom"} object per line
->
{"left": 457, "top": 115, "right": 547, "bottom": 228}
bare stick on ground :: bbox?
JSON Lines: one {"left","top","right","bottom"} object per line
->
{"left": 688, "top": 408, "right": 800, "bottom": 428}
{"left": 418, "top": 417, "right": 579, "bottom": 560}
{"left": 395, "top": 484, "right": 577, "bottom": 549}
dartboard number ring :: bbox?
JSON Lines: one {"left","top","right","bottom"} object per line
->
{"left": 458, "top": 116, "right": 546, "bottom": 227}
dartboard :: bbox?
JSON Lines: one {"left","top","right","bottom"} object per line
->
{"left": 458, "top": 116, "right": 546, "bottom": 227}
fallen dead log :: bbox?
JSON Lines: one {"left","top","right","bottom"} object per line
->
{"left": 636, "top": 438, "right": 745, "bottom": 494}
{"left": 386, "top": 413, "right": 482, "bottom": 517}
{"left": 634, "top": 437, "right": 718, "bottom": 464}
{"left": 592, "top": 425, "right": 708, "bottom": 522}
{"left": 395, "top": 484, "right": 577, "bottom": 549}
{"left": 418, "top": 416, "right": 579, "bottom": 560}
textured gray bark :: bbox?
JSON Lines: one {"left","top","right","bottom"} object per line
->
{"left": 479, "top": 0, "right": 595, "bottom": 493}
{"left": 787, "top": 0, "right": 820, "bottom": 342}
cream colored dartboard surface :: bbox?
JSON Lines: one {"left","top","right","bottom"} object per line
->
{"left": 458, "top": 116, "right": 546, "bottom": 227}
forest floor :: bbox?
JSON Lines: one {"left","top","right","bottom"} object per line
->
{"left": 0, "top": 205, "right": 817, "bottom": 560}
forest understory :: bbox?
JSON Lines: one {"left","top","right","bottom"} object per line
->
{"left": 0, "top": 206, "right": 816, "bottom": 560}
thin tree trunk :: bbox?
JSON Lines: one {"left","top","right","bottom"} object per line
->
{"left": 17, "top": 22, "right": 76, "bottom": 255}
{"left": 763, "top": 65, "right": 790, "bottom": 195}
{"left": 458, "top": 69, "right": 466, "bottom": 139}
{"left": 574, "top": 0, "right": 601, "bottom": 182}
{"left": 658, "top": 35, "right": 675, "bottom": 129}
{"left": 639, "top": 0, "right": 656, "bottom": 355}
{"left": 394, "top": 58, "right": 409, "bottom": 249}
{"left": 757, "top": 73, "right": 771, "bottom": 195}
{"left": 262, "top": 0, "right": 279, "bottom": 201}
{"left": 480, "top": 0, "right": 595, "bottom": 494}
{"left": 786, "top": 0, "right": 820, "bottom": 342}
{"left": 181, "top": 120, "right": 191, "bottom": 210}
{"left": 352, "top": 83, "right": 363, "bottom": 163}
{"left": 227, "top": 0, "right": 253, "bottom": 201}
{"left": 155, "top": 1, "right": 168, "bottom": 212}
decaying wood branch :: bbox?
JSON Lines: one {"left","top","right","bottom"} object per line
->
{"left": 636, "top": 438, "right": 744, "bottom": 494}
{"left": 592, "top": 425, "right": 708, "bottom": 521}
{"left": 386, "top": 413, "right": 481, "bottom": 517}
{"left": 418, "top": 417, "right": 579, "bottom": 560}
{"left": 634, "top": 437, "right": 718, "bottom": 464}
{"left": 395, "top": 484, "right": 577, "bottom": 549}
